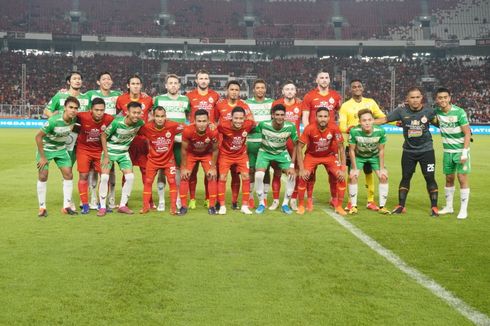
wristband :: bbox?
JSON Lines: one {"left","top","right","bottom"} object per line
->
{"left": 289, "top": 163, "right": 295, "bottom": 169}
{"left": 461, "top": 148, "right": 469, "bottom": 159}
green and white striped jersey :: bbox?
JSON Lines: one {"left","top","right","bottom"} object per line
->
{"left": 255, "top": 120, "right": 298, "bottom": 155}
{"left": 153, "top": 94, "right": 189, "bottom": 142}
{"left": 86, "top": 89, "right": 122, "bottom": 116}
{"left": 436, "top": 104, "right": 469, "bottom": 153}
{"left": 40, "top": 113, "right": 76, "bottom": 152}
{"left": 105, "top": 116, "right": 144, "bottom": 156}
{"left": 246, "top": 97, "right": 273, "bottom": 143}
{"left": 349, "top": 125, "right": 386, "bottom": 158}
{"left": 46, "top": 91, "right": 90, "bottom": 113}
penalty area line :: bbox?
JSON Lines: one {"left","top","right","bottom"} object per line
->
{"left": 321, "top": 207, "right": 490, "bottom": 326}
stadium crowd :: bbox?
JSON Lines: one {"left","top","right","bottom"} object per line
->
{"left": 1, "top": 52, "right": 489, "bottom": 123}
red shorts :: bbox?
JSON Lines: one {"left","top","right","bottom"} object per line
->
{"left": 129, "top": 136, "right": 148, "bottom": 167}
{"left": 145, "top": 162, "right": 177, "bottom": 183}
{"left": 303, "top": 154, "right": 341, "bottom": 175}
{"left": 219, "top": 153, "right": 249, "bottom": 176}
{"left": 185, "top": 154, "right": 213, "bottom": 173}
{"left": 76, "top": 149, "right": 101, "bottom": 173}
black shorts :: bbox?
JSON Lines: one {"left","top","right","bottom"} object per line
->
{"left": 345, "top": 146, "right": 372, "bottom": 174}
{"left": 401, "top": 150, "right": 435, "bottom": 176}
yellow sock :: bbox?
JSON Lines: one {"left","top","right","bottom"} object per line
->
{"left": 366, "top": 172, "right": 375, "bottom": 203}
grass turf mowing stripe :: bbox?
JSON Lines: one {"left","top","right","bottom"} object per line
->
{"left": 321, "top": 207, "right": 490, "bottom": 326}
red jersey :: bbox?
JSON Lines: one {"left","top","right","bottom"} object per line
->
{"left": 273, "top": 97, "right": 302, "bottom": 134}
{"left": 214, "top": 99, "right": 253, "bottom": 123}
{"left": 186, "top": 89, "right": 220, "bottom": 123}
{"left": 76, "top": 111, "right": 114, "bottom": 153}
{"left": 217, "top": 120, "right": 255, "bottom": 158}
{"left": 139, "top": 120, "right": 184, "bottom": 167}
{"left": 301, "top": 88, "right": 342, "bottom": 125}
{"left": 116, "top": 92, "right": 154, "bottom": 123}
{"left": 300, "top": 123, "right": 343, "bottom": 158}
{"left": 182, "top": 124, "right": 218, "bottom": 156}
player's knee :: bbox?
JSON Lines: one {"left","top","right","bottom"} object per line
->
{"left": 219, "top": 174, "right": 227, "bottom": 182}
{"left": 446, "top": 174, "right": 456, "bottom": 184}
{"left": 79, "top": 173, "right": 89, "bottom": 181}
{"left": 380, "top": 175, "right": 388, "bottom": 183}
{"left": 124, "top": 173, "right": 135, "bottom": 182}
{"left": 38, "top": 171, "right": 48, "bottom": 182}
{"left": 62, "top": 170, "right": 73, "bottom": 180}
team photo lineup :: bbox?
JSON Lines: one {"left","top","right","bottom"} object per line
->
{"left": 35, "top": 69, "right": 471, "bottom": 219}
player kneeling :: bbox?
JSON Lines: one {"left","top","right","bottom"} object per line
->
{"left": 139, "top": 106, "right": 184, "bottom": 215}
{"left": 296, "top": 107, "right": 347, "bottom": 215}
{"left": 179, "top": 109, "right": 219, "bottom": 215}
{"left": 348, "top": 109, "right": 390, "bottom": 214}
{"left": 217, "top": 107, "right": 255, "bottom": 215}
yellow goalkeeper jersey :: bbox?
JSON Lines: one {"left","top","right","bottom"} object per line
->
{"left": 339, "top": 97, "right": 386, "bottom": 134}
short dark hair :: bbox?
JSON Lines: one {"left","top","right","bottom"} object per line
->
{"left": 97, "top": 71, "right": 111, "bottom": 80}
{"left": 350, "top": 79, "right": 363, "bottom": 85}
{"left": 316, "top": 69, "right": 329, "bottom": 77}
{"left": 91, "top": 97, "right": 106, "bottom": 107}
{"left": 406, "top": 86, "right": 424, "bottom": 96}
{"left": 194, "top": 108, "right": 209, "bottom": 118}
{"left": 166, "top": 74, "right": 180, "bottom": 83}
{"left": 64, "top": 96, "right": 80, "bottom": 108}
{"left": 271, "top": 104, "right": 286, "bottom": 115}
{"left": 153, "top": 106, "right": 166, "bottom": 113}
{"left": 127, "top": 101, "right": 142, "bottom": 111}
{"left": 435, "top": 87, "right": 451, "bottom": 96}
{"left": 358, "top": 109, "right": 373, "bottom": 119}
{"left": 232, "top": 106, "right": 246, "bottom": 116}
{"left": 282, "top": 80, "right": 295, "bottom": 89}
{"left": 316, "top": 107, "right": 329, "bottom": 115}
{"left": 195, "top": 69, "right": 210, "bottom": 78}
{"left": 127, "top": 74, "right": 142, "bottom": 85}
{"left": 253, "top": 79, "right": 267, "bottom": 88}
{"left": 226, "top": 80, "right": 241, "bottom": 89}
{"left": 66, "top": 71, "right": 82, "bottom": 83}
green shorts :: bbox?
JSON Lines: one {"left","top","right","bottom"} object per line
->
{"left": 173, "top": 143, "right": 182, "bottom": 167}
{"left": 36, "top": 150, "right": 72, "bottom": 170}
{"left": 102, "top": 152, "right": 133, "bottom": 171}
{"left": 355, "top": 156, "right": 380, "bottom": 171}
{"left": 247, "top": 141, "right": 261, "bottom": 169}
{"left": 443, "top": 152, "right": 471, "bottom": 175}
{"left": 256, "top": 149, "right": 291, "bottom": 170}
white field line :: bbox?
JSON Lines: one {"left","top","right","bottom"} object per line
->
{"left": 322, "top": 207, "right": 490, "bottom": 326}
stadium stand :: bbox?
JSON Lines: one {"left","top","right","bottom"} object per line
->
{"left": 1, "top": 52, "right": 488, "bottom": 123}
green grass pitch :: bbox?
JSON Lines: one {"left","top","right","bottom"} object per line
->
{"left": 0, "top": 129, "right": 489, "bottom": 325}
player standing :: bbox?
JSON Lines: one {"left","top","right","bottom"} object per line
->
{"left": 179, "top": 110, "right": 219, "bottom": 215}
{"left": 153, "top": 74, "right": 190, "bottom": 211}
{"left": 35, "top": 96, "right": 80, "bottom": 217}
{"left": 139, "top": 106, "right": 184, "bottom": 215}
{"left": 116, "top": 75, "right": 154, "bottom": 206}
{"left": 85, "top": 71, "right": 122, "bottom": 210}
{"left": 348, "top": 109, "right": 390, "bottom": 215}
{"left": 339, "top": 79, "right": 386, "bottom": 211}
{"left": 296, "top": 107, "right": 347, "bottom": 215}
{"left": 98, "top": 102, "right": 145, "bottom": 216}
{"left": 245, "top": 79, "right": 274, "bottom": 209}
{"left": 254, "top": 104, "right": 298, "bottom": 215}
{"left": 376, "top": 87, "right": 439, "bottom": 216}
{"left": 270, "top": 80, "right": 302, "bottom": 210}
{"left": 301, "top": 70, "right": 342, "bottom": 208}
{"left": 217, "top": 107, "right": 255, "bottom": 215}
{"left": 75, "top": 98, "right": 114, "bottom": 214}
{"left": 185, "top": 69, "right": 220, "bottom": 209}
{"left": 215, "top": 80, "right": 253, "bottom": 210}
{"left": 434, "top": 88, "right": 472, "bottom": 219}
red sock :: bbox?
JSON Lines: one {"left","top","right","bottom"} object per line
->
{"left": 242, "top": 179, "right": 250, "bottom": 206}
{"left": 179, "top": 179, "right": 189, "bottom": 207}
{"left": 189, "top": 173, "right": 197, "bottom": 200}
{"left": 329, "top": 172, "right": 337, "bottom": 200}
{"left": 272, "top": 173, "right": 281, "bottom": 200}
{"left": 168, "top": 177, "right": 177, "bottom": 213}
{"left": 336, "top": 179, "right": 346, "bottom": 208}
{"left": 204, "top": 175, "right": 209, "bottom": 200}
{"left": 306, "top": 179, "right": 315, "bottom": 199}
{"left": 140, "top": 167, "right": 154, "bottom": 206}
{"left": 297, "top": 178, "right": 307, "bottom": 206}
{"left": 207, "top": 179, "right": 217, "bottom": 207}
{"left": 143, "top": 179, "right": 153, "bottom": 209}
{"left": 218, "top": 180, "right": 227, "bottom": 206}
{"left": 78, "top": 179, "right": 88, "bottom": 204}
{"left": 231, "top": 171, "right": 240, "bottom": 203}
